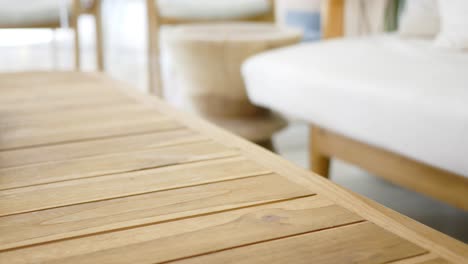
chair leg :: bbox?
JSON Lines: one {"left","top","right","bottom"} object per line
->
{"left": 310, "top": 125, "right": 331, "bottom": 178}
{"left": 147, "top": 35, "right": 163, "bottom": 96}
{"left": 72, "top": 0, "right": 81, "bottom": 70}
{"left": 50, "top": 29, "right": 59, "bottom": 70}
{"left": 94, "top": 0, "right": 104, "bottom": 71}
{"left": 146, "top": 0, "right": 163, "bottom": 96}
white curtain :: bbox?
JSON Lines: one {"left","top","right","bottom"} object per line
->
{"left": 344, "top": 0, "right": 388, "bottom": 36}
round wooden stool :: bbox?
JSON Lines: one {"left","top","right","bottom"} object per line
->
{"left": 163, "top": 23, "right": 302, "bottom": 150}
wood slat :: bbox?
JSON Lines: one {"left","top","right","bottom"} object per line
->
{"left": 140, "top": 83, "right": 468, "bottom": 263}
{"left": 1, "top": 72, "right": 466, "bottom": 264}
{"left": 0, "top": 72, "right": 115, "bottom": 92}
{"left": 0, "top": 72, "right": 106, "bottom": 90}
{"left": 389, "top": 254, "right": 451, "bottom": 264}
{"left": 0, "top": 128, "right": 205, "bottom": 169}
{"left": 0, "top": 81, "right": 124, "bottom": 104}
{"left": 419, "top": 259, "right": 452, "bottom": 264}
{"left": 0, "top": 196, "right": 362, "bottom": 264}
{"left": 0, "top": 174, "right": 312, "bottom": 251}
{"left": 0, "top": 103, "right": 155, "bottom": 127}
{"left": 0, "top": 157, "right": 271, "bottom": 216}
{"left": 0, "top": 93, "right": 132, "bottom": 113}
{"left": 0, "top": 108, "right": 162, "bottom": 131}
{"left": 0, "top": 116, "right": 183, "bottom": 150}
{"left": 173, "top": 222, "right": 426, "bottom": 264}
{"left": 0, "top": 141, "right": 238, "bottom": 190}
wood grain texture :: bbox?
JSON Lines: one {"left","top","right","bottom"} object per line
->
{"left": 1, "top": 72, "right": 466, "bottom": 264}
{"left": 0, "top": 174, "right": 312, "bottom": 251}
{"left": 0, "top": 103, "right": 154, "bottom": 127}
{"left": 122, "top": 74, "right": 468, "bottom": 263}
{"left": 388, "top": 254, "right": 451, "bottom": 264}
{"left": 0, "top": 116, "right": 183, "bottom": 150}
{"left": 0, "top": 141, "right": 238, "bottom": 190}
{"left": 0, "top": 196, "right": 363, "bottom": 264}
{"left": 0, "top": 79, "right": 122, "bottom": 103}
{"left": 0, "top": 128, "right": 205, "bottom": 169}
{"left": 173, "top": 222, "right": 426, "bottom": 264}
{"left": 0, "top": 71, "right": 110, "bottom": 89}
{"left": 419, "top": 259, "right": 452, "bottom": 264}
{"left": 0, "top": 157, "right": 270, "bottom": 216}
{"left": 0, "top": 95, "right": 132, "bottom": 116}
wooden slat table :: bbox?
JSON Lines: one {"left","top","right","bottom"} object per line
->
{"left": 0, "top": 72, "right": 466, "bottom": 264}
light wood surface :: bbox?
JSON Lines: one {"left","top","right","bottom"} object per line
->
{"left": 0, "top": 72, "right": 466, "bottom": 263}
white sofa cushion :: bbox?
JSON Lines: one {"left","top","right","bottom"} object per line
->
{"left": 242, "top": 34, "right": 468, "bottom": 177}
{"left": 156, "top": 0, "right": 271, "bottom": 20}
{"left": 0, "top": 0, "right": 70, "bottom": 27}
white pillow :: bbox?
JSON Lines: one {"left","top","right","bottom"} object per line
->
{"left": 435, "top": 0, "right": 468, "bottom": 50}
{"left": 398, "top": 0, "right": 439, "bottom": 38}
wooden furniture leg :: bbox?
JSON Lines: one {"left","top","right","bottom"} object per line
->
{"left": 309, "top": 125, "right": 468, "bottom": 210}
{"left": 310, "top": 0, "right": 343, "bottom": 177}
{"left": 72, "top": 0, "right": 81, "bottom": 70}
{"left": 322, "top": 0, "right": 344, "bottom": 39}
{"left": 146, "top": 0, "right": 163, "bottom": 96}
{"left": 94, "top": 0, "right": 104, "bottom": 71}
{"left": 310, "top": 126, "right": 331, "bottom": 178}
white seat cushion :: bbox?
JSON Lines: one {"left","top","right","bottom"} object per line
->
{"left": 242, "top": 34, "right": 468, "bottom": 177}
{"left": 156, "top": 0, "right": 271, "bottom": 20}
{"left": 0, "top": 0, "right": 71, "bottom": 27}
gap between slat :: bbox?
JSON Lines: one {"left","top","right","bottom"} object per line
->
{"left": 0, "top": 193, "right": 317, "bottom": 252}
{"left": 0, "top": 119, "right": 184, "bottom": 152}
{"left": 0, "top": 166, "right": 275, "bottom": 218}
{"left": 158, "top": 220, "right": 368, "bottom": 264}
{"left": 0, "top": 139, "right": 237, "bottom": 191}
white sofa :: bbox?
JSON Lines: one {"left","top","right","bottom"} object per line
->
{"left": 242, "top": 34, "right": 468, "bottom": 209}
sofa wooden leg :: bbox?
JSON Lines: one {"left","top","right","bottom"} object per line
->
{"left": 310, "top": 126, "right": 331, "bottom": 178}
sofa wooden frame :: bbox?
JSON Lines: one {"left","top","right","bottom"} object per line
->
{"left": 145, "top": 0, "right": 276, "bottom": 97}
{"left": 0, "top": 0, "right": 104, "bottom": 71}
{"left": 312, "top": 0, "right": 468, "bottom": 210}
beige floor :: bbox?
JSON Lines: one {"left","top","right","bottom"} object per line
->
{"left": 1, "top": 14, "right": 467, "bottom": 243}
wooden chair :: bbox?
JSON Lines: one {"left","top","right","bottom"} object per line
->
{"left": 0, "top": 0, "right": 104, "bottom": 71}
{"left": 145, "top": 0, "right": 276, "bottom": 97}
